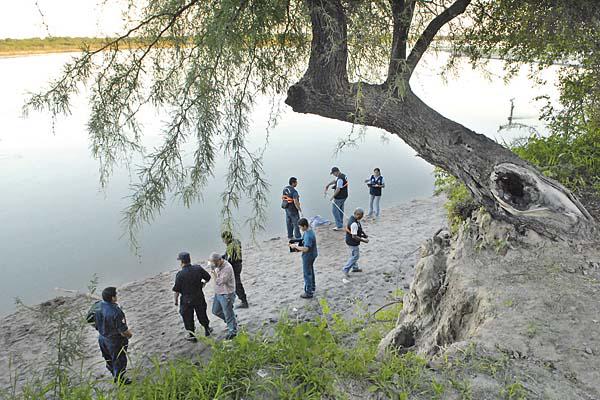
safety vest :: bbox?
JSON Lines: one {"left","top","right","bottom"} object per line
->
{"left": 345, "top": 215, "right": 364, "bottom": 246}
{"left": 281, "top": 186, "right": 298, "bottom": 211}
{"left": 334, "top": 173, "right": 349, "bottom": 199}
{"left": 369, "top": 175, "right": 384, "bottom": 196}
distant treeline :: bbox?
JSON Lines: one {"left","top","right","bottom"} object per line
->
{"left": 0, "top": 37, "right": 152, "bottom": 56}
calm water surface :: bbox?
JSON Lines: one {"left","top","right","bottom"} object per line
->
{"left": 0, "top": 52, "right": 557, "bottom": 315}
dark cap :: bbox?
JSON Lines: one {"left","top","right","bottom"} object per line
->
{"left": 177, "top": 251, "right": 191, "bottom": 263}
{"left": 101, "top": 287, "right": 117, "bottom": 302}
{"left": 330, "top": 167, "right": 340, "bottom": 174}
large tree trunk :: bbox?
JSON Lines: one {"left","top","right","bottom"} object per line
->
{"left": 285, "top": 0, "right": 595, "bottom": 239}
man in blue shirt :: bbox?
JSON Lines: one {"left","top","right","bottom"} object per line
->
{"left": 289, "top": 218, "right": 318, "bottom": 298}
{"left": 92, "top": 287, "right": 133, "bottom": 384}
{"left": 282, "top": 177, "right": 303, "bottom": 239}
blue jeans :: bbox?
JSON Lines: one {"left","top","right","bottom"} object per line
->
{"left": 302, "top": 253, "right": 317, "bottom": 295}
{"left": 368, "top": 195, "right": 381, "bottom": 217}
{"left": 285, "top": 209, "right": 301, "bottom": 239}
{"left": 99, "top": 336, "right": 128, "bottom": 380}
{"left": 343, "top": 245, "right": 360, "bottom": 272}
{"left": 332, "top": 198, "right": 346, "bottom": 228}
{"left": 212, "top": 293, "right": 238, "bottom": 335}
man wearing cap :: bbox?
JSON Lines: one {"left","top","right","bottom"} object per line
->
{"left": 324, "top": 167, "right": 349, "bottom": 230}
{"left": 208, "top": 252, "right": 238, "bottom": 340}
{"left": 173, "top": 251, "right": 213, "bottom": 341}
{"left": 282, "top": 177, "right": 303, "bottom": 240}
{"left": 92, "top": 286, "right": 133, "bottom": 384}
{"left": 342, "top": 208, "right": 369, "bottom": 278}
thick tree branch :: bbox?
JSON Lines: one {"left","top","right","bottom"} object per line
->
{"left": 386, "top": 0, "right": 416, "bottom": 83}
{"left": 302, "top": 0, "right": 349, "bottom": 92}
{"left": 406, "top": 0, "right": 471, "bottom": 75}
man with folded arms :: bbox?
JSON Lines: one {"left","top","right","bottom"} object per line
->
{"left": 208, "top": 252, "right": 238, "bottom": 340}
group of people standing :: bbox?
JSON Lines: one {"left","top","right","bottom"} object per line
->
{"left": 88, "top": 230, "right": 250, "bottom": 384}
{"left": 286, "top": 166, "right": 385, "bottom": 297}
{"left": 89, "top": 166, "right": 385, "bottom": 385}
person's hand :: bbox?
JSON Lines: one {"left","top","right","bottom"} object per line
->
{"left": 174, "top": 300, "right": 178, "bottom": 306}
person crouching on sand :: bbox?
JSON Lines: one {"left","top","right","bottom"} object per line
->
{"left": 289, "top": 218, "right": 318, "bottom": 299}
{"left": 208, "top": 252, "right": 238, "bottom": 340}
{"left": 342, "top": 208, "right": 369, "bottom": 278}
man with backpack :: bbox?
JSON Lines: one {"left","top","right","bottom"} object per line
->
{"left": 172, "top": 251, "right": 213, "bottom": 341}
{"left": 87, "top": 287, "right": 133, "bottom": 385}
{"left": 282, "top": 177, "right": 303, "bottom": 239}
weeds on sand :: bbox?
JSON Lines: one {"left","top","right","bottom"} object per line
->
{"left": 2, "top": 299, "right": 445, "bottom": 400}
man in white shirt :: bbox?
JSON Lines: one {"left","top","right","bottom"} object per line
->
{"left": 342, "top": 208, "right": 369, "bottom": 278}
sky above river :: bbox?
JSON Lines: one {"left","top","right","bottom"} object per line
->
{"left": 0, "top": 0, "right": 126, "bottom": 39}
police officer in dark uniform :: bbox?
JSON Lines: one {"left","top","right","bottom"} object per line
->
{"left": 173, "top": 251, "right": 213, "bottom": 341}
{"left": 93, "top": 286, "right": 132, "bottom": 384}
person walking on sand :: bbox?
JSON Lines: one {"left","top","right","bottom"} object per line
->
{"left": 208, "top": 252, "right": 238, "bottom": 340}
{"left": 342, "top": 208, "right": 369, "bottom": 278}
{"left": 365, "top": 168, "right": 385, "bottom": 219}
{"left": 324, "top": 167, "right": 349, "bottom": 230}
{"left": 221, "top": 230, "right": 249, "bottom": 309}
{"left": 91, "top": 287, "right": 133, "bottom": 385}
{"left": 289, "top": 218, "right": 318, "bottom": 299}
{"left": 173, "top": 252, "right": 213, "bottom": 342}
{"left": 282, "top": 177, "right": 303, "bottom": 239}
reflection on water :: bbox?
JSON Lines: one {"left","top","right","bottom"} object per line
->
{"left": 0, "top": 52, "right": 557, "bottom": 315}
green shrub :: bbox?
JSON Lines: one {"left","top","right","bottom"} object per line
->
{"left": 434, "top": 168, "right": 479, "bottom": 233}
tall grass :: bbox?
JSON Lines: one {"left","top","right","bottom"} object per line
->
{"left": 1, "top": 296, "right": 452, "bottom": 400}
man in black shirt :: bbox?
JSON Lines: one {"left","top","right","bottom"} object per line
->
{"left": 173, "top": 251, "right": 212, "bottom": 341}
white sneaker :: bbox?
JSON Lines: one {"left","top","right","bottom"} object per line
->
{"left": 332, "top": 227, "right": 342, "bottom": 231}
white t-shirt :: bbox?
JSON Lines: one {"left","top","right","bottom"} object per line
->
{"left": 350, "top": 222, "right": 359, "bottom": 235}
{"left": 336, "top": 178, "right": 345, "bottom": 189}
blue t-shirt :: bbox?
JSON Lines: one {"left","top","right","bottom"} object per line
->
{"left": 302, "top": 229, "right": 318, "bottom": 258}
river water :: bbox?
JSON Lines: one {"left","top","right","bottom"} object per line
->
{"left": 0, "top": 52, "right": 556, "bottom": 315}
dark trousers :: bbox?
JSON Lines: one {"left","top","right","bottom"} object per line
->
{"left": 302, "top": 254, "right": 317, "bottom": 295}
{"left": 180, "top": 299, "right": 210, "bottom": 336}
{"left": 232, "top": 263, "right": 247, "bottom": 303}
{"left": 285, "top": 209, "right": 301, "bottom": 239}
{"left": 99, "top": 335, "right": 128, "bottom": 380}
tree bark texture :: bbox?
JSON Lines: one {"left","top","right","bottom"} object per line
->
{"left": 286, "top": 0, "right": 595, "bottom": 239}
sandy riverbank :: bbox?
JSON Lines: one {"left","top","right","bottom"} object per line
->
{"left": 0, "top": 196, "right": 446, "bottom": 391}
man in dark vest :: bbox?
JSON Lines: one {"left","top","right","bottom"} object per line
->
{"left": 282, "top": 177, "right": 303, "bottom": 239}
{"left": 324, "top": 167, "right": 349, "bottom": 230}
{"left": 342, "top": 208, "right": 369, "bottom": 278}
{"left": 173, "top": 251, "right": 213, "bottom": 341}
{"left": 365, "top": 167, "right": 385, "bottom": 218}
{"left": 92, "top": 286, "right": 133, "bottom": 384}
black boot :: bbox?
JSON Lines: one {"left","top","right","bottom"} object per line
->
{"left": 235, "top": 301, "right": 249, "bottom": 309}
{"left": 204, "top": 326, "right": 214, "bottom": 337}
